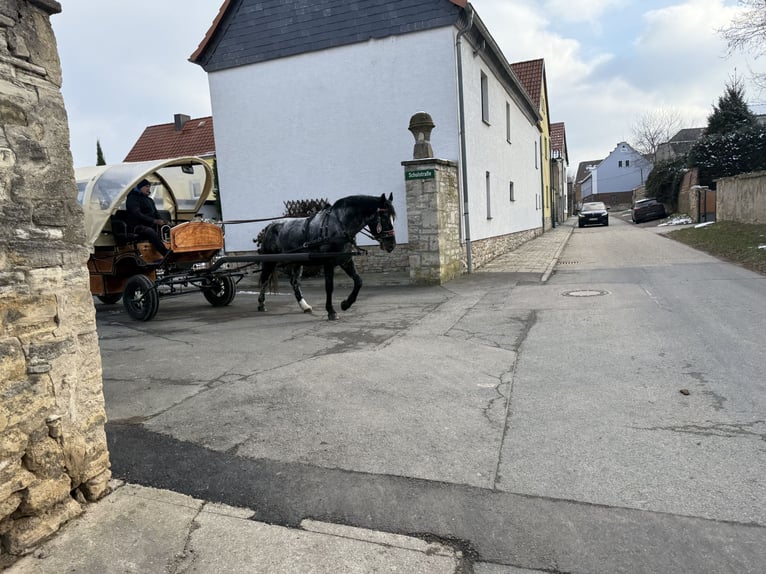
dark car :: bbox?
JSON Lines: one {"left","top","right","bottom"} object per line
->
{"left": 578, "top": 201, "right": 609, "bottom": 228}
{"left": 632, "top": 198, "right": 666, "bottom": 223}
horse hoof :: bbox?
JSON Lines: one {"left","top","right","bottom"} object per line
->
{"left": 257, "top": 306, "right": 266, "bottom": 312}
{"left": 340, "top": 300, "right": 351, "bottom": 311}
{"left": 303, "top": 308, "right": 313, "bottom": 314}
{"left": 328, "top": 313, "right": 338, "bottom": 321}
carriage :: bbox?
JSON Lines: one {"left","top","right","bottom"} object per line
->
{"left": 77, "top": 158, "right": 396, "bottom": 322}
{"left": 78, "top": 157, "right": 246, "bottom": 320}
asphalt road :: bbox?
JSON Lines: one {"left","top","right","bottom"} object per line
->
{"left": 97, "top": 215, "right": 766, "bottom": 573}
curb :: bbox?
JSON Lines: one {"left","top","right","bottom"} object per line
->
{"left": 541, "top": 223, "right": 575, "bottom": 283}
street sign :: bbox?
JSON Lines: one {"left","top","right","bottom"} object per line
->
{"left": 405, "top": 169, "right": 435, "bottom": 181}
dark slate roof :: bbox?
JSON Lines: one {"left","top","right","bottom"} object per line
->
{"left": 669, "top": 127, "right": 705, "bottom": 143}
{"left": 575, "top": 159, "right": 602, "bottom": 184}
{"left": 124, "top": 115, "right": 216, "bottom": 162}
{"left": 192, "top": 0, "right": 466, "bottom": 72}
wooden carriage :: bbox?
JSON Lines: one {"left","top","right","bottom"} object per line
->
{"left": 77, "top": 157, "right": 239, "bottom": 320}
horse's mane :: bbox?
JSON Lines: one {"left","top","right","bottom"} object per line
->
{"left": 331, "top": 194, "right": 396, "bottom": 219}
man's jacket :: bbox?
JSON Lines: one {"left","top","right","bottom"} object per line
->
{"left": 126, "top": 188, "right": 160, "bottom": 230}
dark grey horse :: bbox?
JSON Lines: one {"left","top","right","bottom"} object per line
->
{"left": 255, "top": 193, "right": 396, "bottom": 320}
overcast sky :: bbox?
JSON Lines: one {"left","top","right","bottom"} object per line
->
{"left": 51, "top": 0, "right": 763, "bottom": 174}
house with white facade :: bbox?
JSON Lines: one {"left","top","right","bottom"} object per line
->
{"left": 190, "top": 0, "right": 544, "bottom": 272}
{"left": 579, "top": 142, "right": 652, "bottom": 210}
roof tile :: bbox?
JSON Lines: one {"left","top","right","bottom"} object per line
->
{"left": 124, "top": 116, "right": 216, "bottom": 162}
{"left": 510, "top": 59, "right": 544, "bottom": 108}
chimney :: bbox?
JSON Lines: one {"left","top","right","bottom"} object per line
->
{"left": 174, "top": 113, "right": 191, "bottom": 131}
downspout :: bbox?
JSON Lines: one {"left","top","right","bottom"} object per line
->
{"left": 456, "top": 5, "right": 474, "bottom": 272}
{"left": 548, "top": 161, "right": 558, "bottom": 229}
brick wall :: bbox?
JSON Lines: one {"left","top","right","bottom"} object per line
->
{"left": 1, "top": 0, "right": 111, "bottom": 560}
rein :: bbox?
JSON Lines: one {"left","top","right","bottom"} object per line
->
{"left": 220, "top": 215, "right": 291, "bottom": 224}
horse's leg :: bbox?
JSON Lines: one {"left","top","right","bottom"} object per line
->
{"left": 324, "top": 262, "right": 338, "bottom": 320}
{"left": 289, "top": 265, "right": 312, "bottom": 313}
{"left": 339, "top": 258, "right": 362, "bottom": 312}
{"left": 257, "top": 262, "right": 275, "bottom": 312}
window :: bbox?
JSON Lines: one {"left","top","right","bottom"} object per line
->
{"left": 534, "top": 141, "right": 538, "bottom": 169}
{"left": 618, "top": 160, "right": 623, "bottom": 168}
{"left": 486, "top": 171, "right": 492, "bottom": 219}
{"left": 481, "top": 72, "right": 489, "bottom": 124}
{"left": 626, "top": 159, "right": 630, "bottom": 167}
{"left": 509, "top": 181, "right": 515, "bottom": 201}
{"left": 506, "top": 102, "right": 511, "bottom": 142}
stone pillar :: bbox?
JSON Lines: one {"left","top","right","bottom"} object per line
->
{"left": 403, "top": 113, "right": 462, "bottom": 285}
{"left": 0, "top": 0, "right": 111, "bottom": 559}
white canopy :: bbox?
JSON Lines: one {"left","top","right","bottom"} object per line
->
{"left": 76, "top": 157, "right": 214, "bottom": 250}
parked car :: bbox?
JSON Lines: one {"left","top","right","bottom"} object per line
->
{"left": 578, "top": 202, "right": 609, "bottom": 228}
{"left": 632, "top": 198, "right": 666, "bottom": 223}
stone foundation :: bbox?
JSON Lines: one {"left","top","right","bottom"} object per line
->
{"left": 469, "top": 227, "right": 542, "bottom": 270}
{"left": 0, "top": 0, "right": 111, "bottom": 561}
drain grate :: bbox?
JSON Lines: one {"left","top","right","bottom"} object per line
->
{"left": 558, "top": 260, "right": 579, "bottom": 265}
{"left": 562, "top": 289, "right": 609, "bottom": 297}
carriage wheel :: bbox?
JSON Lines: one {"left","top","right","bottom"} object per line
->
{"left": 96, "top": 293, "right": 122, "bottom": 305}
{"left": 123, "top": 275, "right": 160, "bottom": 321}
{"left": 202, "top": 275, "right": 237, "bottom": 307}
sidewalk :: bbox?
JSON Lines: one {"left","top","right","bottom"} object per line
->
{"left": 6, "top": 482, "right": 465, "bottom": 574}
{"left": 5, "top": 223, "right": 575, "bottom": 574}
{"left": 477, "top": 218, "right": 575, "bottom": 281}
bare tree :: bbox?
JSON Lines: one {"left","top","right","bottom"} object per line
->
{"left": 720, "top": 0, "right": 766, "bottom": 88}
{"left": 631, "top": 107, "right": 682, "bottom": 161}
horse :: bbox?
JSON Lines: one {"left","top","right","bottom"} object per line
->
{"left": 255, "top": 193, "right": 396, "bottom": 320}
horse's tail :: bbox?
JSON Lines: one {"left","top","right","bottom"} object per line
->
{"left": 266, "top": 267, "right": 279, "bottom": 294}
{"left": 258, "top": 261, "right": 280, "bottom": 294}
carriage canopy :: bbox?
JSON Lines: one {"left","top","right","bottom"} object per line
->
{"left": 75, "top": 157, "right": 214, "bottom": 250}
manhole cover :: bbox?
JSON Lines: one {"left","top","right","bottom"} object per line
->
{"left": 562, "top": 289, "right": 609, "bottom": 297}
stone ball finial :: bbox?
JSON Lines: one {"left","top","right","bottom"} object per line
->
{"left": 408, "top": 112, "right": 435, "bottom": 159}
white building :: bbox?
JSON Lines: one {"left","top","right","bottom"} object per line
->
{"left": 191, "top": 0, "right": 543, "bottom": 261}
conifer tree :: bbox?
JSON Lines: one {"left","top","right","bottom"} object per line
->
{"left": 96, "top": 140, "right": 106, "bottom": 165}
{"left": 705, "top": 76, "right": 756, "bottom": 136}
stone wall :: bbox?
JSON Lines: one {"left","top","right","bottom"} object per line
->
{"left": 469, "top": 227, "right": 542, "bottom": 270}
{"left": 716, "top": 170, "right": 766, "bottom": 224}
{"left": 0, "top": 0, "right": 111, "bottom": 560}
{"left": 402, "top": 159, "right": 462, "bottom": 285}
{"left": 677, "top": 168, "right": 700, "bottom": 218}
{"left": 352, "top": 243, "right": 410, "bottom": 275}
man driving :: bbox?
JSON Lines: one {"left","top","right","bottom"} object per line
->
{"left": 126, "top": 178, "right": 170, "bottom": 260}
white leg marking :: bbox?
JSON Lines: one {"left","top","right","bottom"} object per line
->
{"left": 299, "top": 298, "right": 313, "bottom": 312}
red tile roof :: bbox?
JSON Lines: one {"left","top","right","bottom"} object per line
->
{"left": 510, "top": 59, "right": 544, "bottom": 109}
{"left": 123, "top": 115, "right": 215, "bottom": 162}
{"left": 550, "top": 122, "right": 567, "bottom": 160}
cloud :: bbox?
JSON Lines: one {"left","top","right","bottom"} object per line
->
{"left": 52, "top": 1, "right": 214, "bottom": 166}
{"left": 472, "top": 0, "right": 762, "bottom": 172}
{"left": 53, "top": 0, "right": 759, "bottom": 176}
{"left": 543, "top": 0, "right": 623, "bottom": 24}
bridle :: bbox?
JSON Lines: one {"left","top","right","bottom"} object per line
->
{"left": 359, "top": 207, "right": 396, "bottom": 246}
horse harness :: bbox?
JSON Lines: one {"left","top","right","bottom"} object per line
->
{"left": 292, "top": 206, "right": 394, "bottom": 253}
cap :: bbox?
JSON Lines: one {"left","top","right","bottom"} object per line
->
{"left": 137, "top": 179, "right": 151, "bottom": 189}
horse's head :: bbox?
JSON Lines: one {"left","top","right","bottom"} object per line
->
{"left": 369, "top": 193, "right": 396, "bottom": 252}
